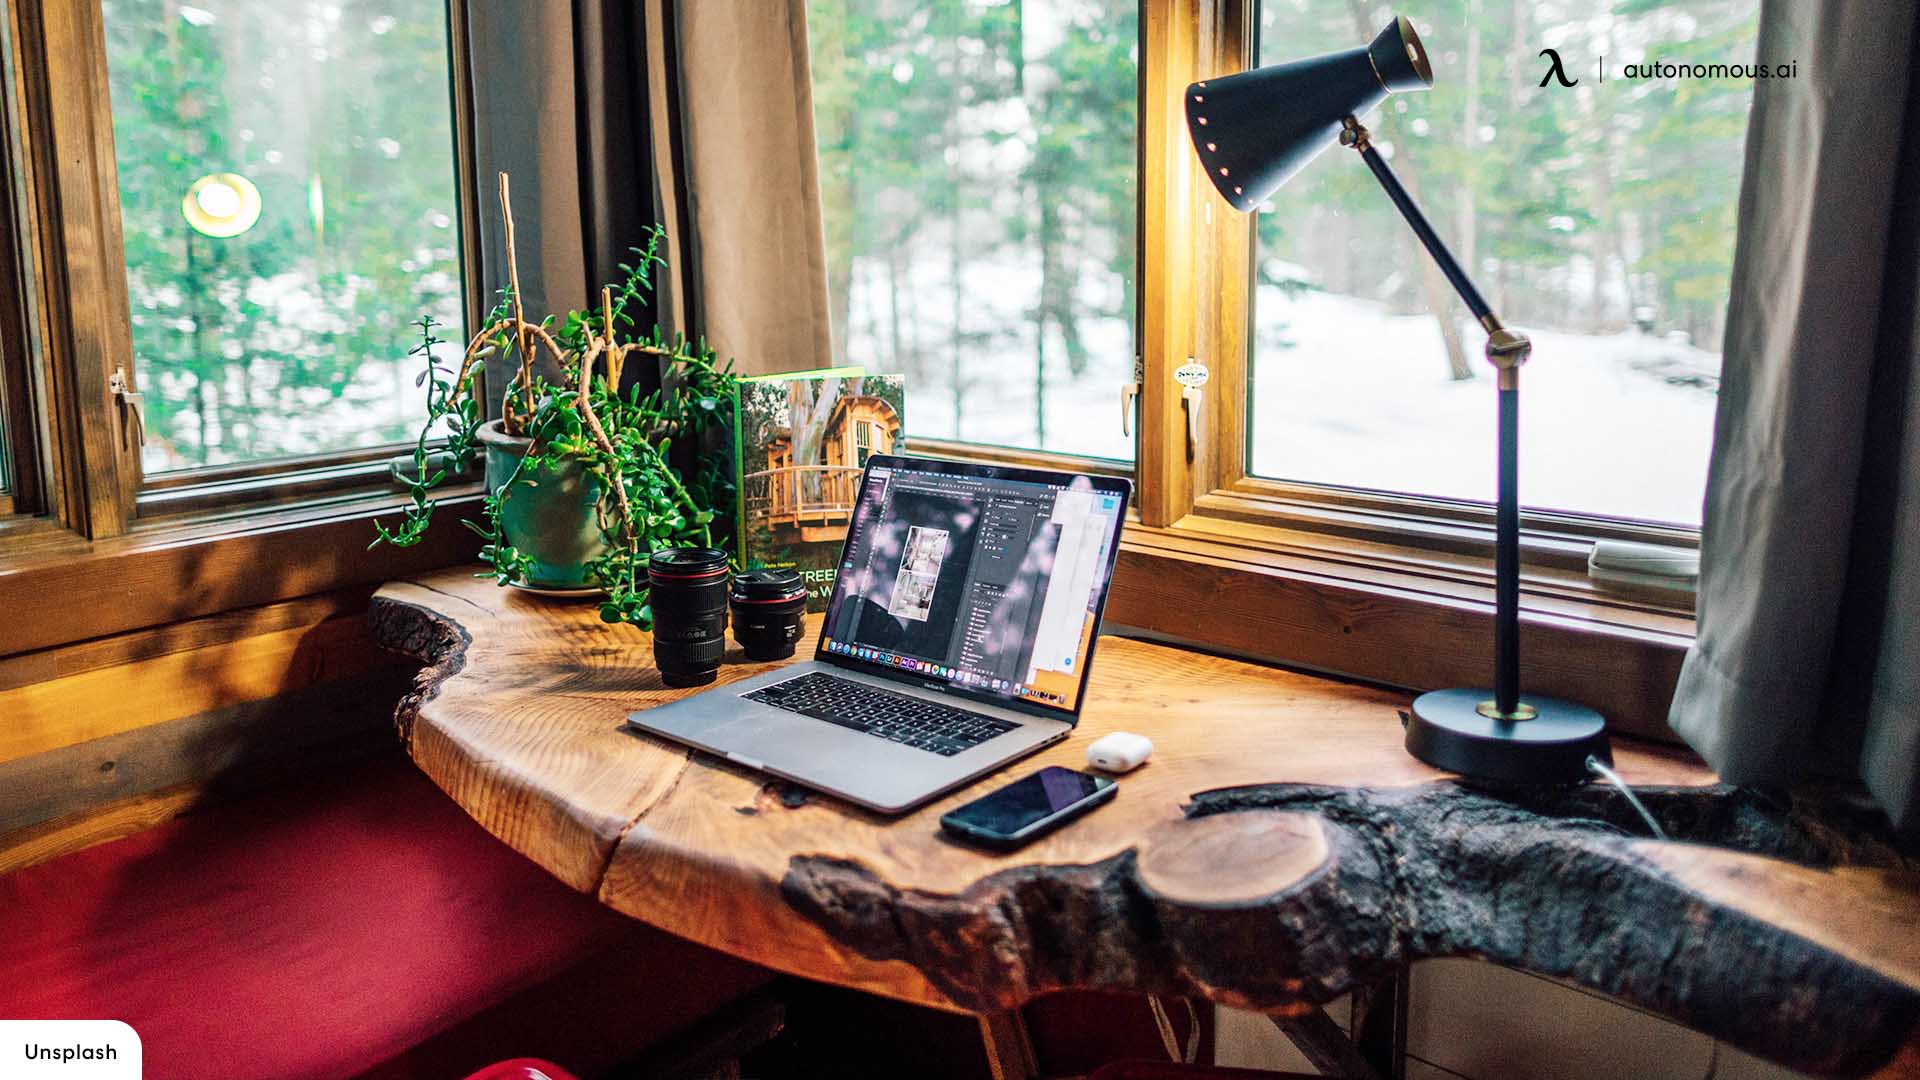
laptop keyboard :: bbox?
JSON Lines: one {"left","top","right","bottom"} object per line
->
{"left": 744, "top": 672, "right": 1018, "bottom": 757}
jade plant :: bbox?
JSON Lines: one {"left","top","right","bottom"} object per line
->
{"left": 372, "top": 174, "right": 736, "bottom": 628}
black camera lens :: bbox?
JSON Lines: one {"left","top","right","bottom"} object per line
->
{"left": 730, "top": 568, "right": 808, "bottom": 661}
{"left": 648, "top": 547, "right": 731, "bottom": 687}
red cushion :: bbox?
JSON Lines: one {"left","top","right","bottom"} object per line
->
{"left": 0, "top": 753, "right": 771, "bottom": 1080}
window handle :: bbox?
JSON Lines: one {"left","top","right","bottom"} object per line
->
{"left": 1181, "top": 385, "right": 1204, "bottom": 462}
{"left": 1120, "top": 380, "right": 1139, "bottom": 437}
{"left": 108, "top": 366, "right": 146, "bottom": 449}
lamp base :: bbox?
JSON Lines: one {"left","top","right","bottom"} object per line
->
{"left": 1406, "top": 687, "right": 1609, "bottom": 785}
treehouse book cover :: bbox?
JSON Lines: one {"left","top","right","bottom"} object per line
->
{"left": 734, "top": 369, "right": 907, "bottom": 612}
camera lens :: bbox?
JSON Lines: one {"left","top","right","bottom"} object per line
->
{"left": 730, "top": 568, "right": 808, "bottom": 661}
{"left": 648, "top": 547, "right": 731, "bottom": 687}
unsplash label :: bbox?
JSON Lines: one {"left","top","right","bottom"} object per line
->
{"left": 1, "top": 1021, "right": 141, "bottom": 1078}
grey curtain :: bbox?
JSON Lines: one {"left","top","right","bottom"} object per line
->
{"left": 463, "top": 1, "right": 834, "bottom": 382}
{"left": 1670, "top": 0, "right": 1920, "bottom": 826}
{"left": 464, "top": 2, "right": 589, "bottom": 397}
{"left": 465, "top": 2, "right": 590, "bottom": 317}
{"left": 650, "top": 0, "right": 835, "bottom": 377}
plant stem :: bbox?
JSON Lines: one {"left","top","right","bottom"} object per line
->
{"left": 499, "top": 172, "right": 536, "bottom": 429}
{"left": 576, "top": 303, "right": 638, "bottom": 552}
{"left": 656, "top": 452, "right": 710, "bottom": 547}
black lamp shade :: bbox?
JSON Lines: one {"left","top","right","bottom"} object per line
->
{"left": 1186, "top": 15, "right": 1433, "bottom": 212}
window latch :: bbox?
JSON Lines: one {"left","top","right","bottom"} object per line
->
{"left": 1120, "top": 381, "right": 1139, "bottom": 436}
{"left": 1182, "top": 385, "right": 1203, "bottom": 462}
{"left": 108, "top": 366, "right": 146, "bottom": 449}
{"left": 1176, "top": 357, "right": 1209, "bottom": 463}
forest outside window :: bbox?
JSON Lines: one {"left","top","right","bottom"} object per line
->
{"left": 807, "top": 0, "right": 1138, "bottom": 462}
{"left": 1244, "top": 1, "right": 1755, "bottom": 527}
{"left": 101, "top": 0, "right": 467, "bottom": 478}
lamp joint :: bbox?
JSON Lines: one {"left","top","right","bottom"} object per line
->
{"left": 1485, "top": 327, "right": 1530, "bottom": 370}
{"left": 1339, "top": 116, "right": 1372, "bottom": 153}
{"left": 1486, "top": 328, "right": 1529, "bottom": 390}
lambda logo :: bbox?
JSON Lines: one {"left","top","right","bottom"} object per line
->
{"left": 1538, "top": 48, "right": 1578, "bottom": 87}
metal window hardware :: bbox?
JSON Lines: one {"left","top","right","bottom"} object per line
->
{"left": 1181, "top": 385, "right": 1203, "bottom": 462}
{"left": 1175, "top": 358, "right": 1208, "bottom": 462}
{"left": 1122, "top": 357, "right": 1206, "bottom": 458}
{"left": 1121, "top": 353, "right": 1143, "bottom": 437}
{"left": 108, "top": 366, "right": 146, "bottom": 449}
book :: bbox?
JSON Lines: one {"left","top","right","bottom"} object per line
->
{"left": 734, "top": 368, "right": 906, "bottom": 612}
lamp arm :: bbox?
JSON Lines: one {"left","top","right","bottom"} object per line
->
{"left": 1338, "top": 117, "right": 1531, "bottom": 387}
{"left": 1340, "top": 116, "right": 1530, "bottom": 719}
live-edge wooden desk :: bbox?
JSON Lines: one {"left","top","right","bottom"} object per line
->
{"left": 370, "top": 568, "right": 1920, "bottom": 1078}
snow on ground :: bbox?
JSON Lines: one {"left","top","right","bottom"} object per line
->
{"left": 848, "top": 248, "right": 1718, "bottom": 527}
{"left": 1249, "top": 289, "right": 1718, "bottom": 525}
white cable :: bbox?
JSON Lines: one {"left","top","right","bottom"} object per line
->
{"left": 1146, "top": 996, "right": 1202, "bottom": 1064}
{"left": 1586, "top": 754, "right": 1668, "bottom": 840}
{"left": 1148, "top": 996, "right": 1182, "bottom": 1061}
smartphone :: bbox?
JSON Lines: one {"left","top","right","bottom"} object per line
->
{"left": 940, "top": 766, "right": 1117, "bottom": 850}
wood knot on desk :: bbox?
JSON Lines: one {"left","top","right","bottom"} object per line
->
{"left": 740, "top": 781, "right": 811, "bottom": 815}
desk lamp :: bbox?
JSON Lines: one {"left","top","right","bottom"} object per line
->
{"left": 1185, "top": 14, "right": 1609, "bottom": 784}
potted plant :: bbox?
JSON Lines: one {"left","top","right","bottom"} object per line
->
{"left": 372, "top": 173, "right": 736, "bottom": 628}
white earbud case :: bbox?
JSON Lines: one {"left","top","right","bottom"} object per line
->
{"left": 1086, "top": 732, "right": 1154, "bottom": 773}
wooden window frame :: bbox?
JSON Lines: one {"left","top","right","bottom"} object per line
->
{"left": 0, "top": 0, "right": 484, "bottom": 654}
{"left": 1147, "top": 1, "right": 1709, "bottom": 572}
{"left": 0, "top": 0, "right": 35, "bottom": 523}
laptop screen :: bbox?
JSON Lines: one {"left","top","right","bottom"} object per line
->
{"left": 816, "top": 456, "right": 1129, "bottom": 716}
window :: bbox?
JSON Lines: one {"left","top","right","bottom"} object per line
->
{"left": 855, "top": 418, "right": 876, "bottom": 466}
{"left": 1244, "top": 1, "right": 1756, "bottom": 526}
{"left": 806, "top": 0, "right": 1138, "bottom": 461}
{"left": 101, "top": 0, "right": 467, "bottom": 476}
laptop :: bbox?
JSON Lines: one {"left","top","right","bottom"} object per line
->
{"left": 628, "top": 453, "right": 1132, "bottom": 814}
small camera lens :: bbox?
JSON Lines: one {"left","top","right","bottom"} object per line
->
{"left": 729, "top": 568, "right": 808, "bottom": 661}
{"left": 648, "top": 547, "right": 730, "bottom": 687}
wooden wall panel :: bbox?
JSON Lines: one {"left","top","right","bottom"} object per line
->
{"left": 0, "top": 585, "right": 419, "bottom": 871}
{"left": 0, "top": 590, "right": 368, "bottom": 690}
{"left": 0, "top": 671, "right": 405, "bottom": 836}
{"left": 0, "top": 612, "right": 384, "bottom": 765}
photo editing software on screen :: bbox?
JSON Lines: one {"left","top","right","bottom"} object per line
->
{"left": 819, "top": 463, "right": 1123, "bottom": 713}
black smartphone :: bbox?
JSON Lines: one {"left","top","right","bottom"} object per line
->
{"left": 940, "top": 766, "right": 1117, "bottom": 850}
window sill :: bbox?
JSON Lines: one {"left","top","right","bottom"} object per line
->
{"left": 134, "top": 443, "right": 430, "bottom": 521}
{"left": 1106, "top": 515, "right": 1693, "bottom": 743}
{"left": 0, "top": 485, "right": 482, "bottom": 658}
{"left": 1198, "top": 482, "right": 1701, "bottom": 590}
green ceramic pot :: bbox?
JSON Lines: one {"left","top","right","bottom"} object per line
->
{"left": 476, "top": 419, "right": 610, "bottom": 590}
